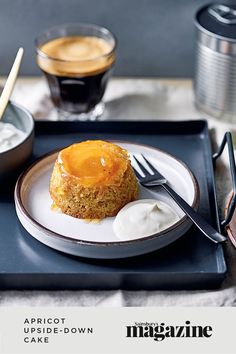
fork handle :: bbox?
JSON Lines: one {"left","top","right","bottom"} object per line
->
{"left": 162, "top": 184, "right": 226, "bottom": 243}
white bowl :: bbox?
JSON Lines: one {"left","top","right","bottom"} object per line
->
{"left": 0, "top": 101, "right": 34, "bottom": 177}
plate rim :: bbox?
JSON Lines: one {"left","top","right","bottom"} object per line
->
{"left": 14, "top": 140, "right": 200, "bottom": 247}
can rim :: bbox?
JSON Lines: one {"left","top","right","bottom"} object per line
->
{"left": 195, "top": 4, "right": 236, "bottom": 43}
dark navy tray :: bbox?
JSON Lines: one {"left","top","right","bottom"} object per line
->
{"left": 0, "top": 120, "right": 228, "bottom": 290}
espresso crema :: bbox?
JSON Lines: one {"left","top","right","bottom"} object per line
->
{"left": 37, "top": 35, "right": 115, "bottom": 76}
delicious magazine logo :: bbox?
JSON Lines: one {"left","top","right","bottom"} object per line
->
{"left": 126, "top": 320, "right": 213, "bottom": 342}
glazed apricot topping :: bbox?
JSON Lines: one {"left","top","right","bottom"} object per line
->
{"left": 58, "top": 140, "right": 129, "bottom": 187}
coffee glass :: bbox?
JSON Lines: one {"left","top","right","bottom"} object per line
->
{"left": 35, "top": 23, "right": 116, "bottom": 120}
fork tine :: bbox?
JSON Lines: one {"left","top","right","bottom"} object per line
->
{"left": 132, "top": 165, "right": 143, "bottom": 180}
{"left": 141, "top": 154, "right": 158, "bottom": 173}
{"left": 132, "top": 155, "right": 151, "bottom": 176}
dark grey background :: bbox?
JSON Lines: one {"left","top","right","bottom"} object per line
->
{"left": 0, "top": 0, "right": 230, "bottom": 77}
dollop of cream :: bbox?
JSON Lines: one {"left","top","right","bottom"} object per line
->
{"left": 113, "top": 199, "right": 180, "bottom": 240}
{"left": 0, "top": 122, "right": 26, "bottom": 153}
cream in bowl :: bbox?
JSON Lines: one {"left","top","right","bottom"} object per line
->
{"left": 113, "top": 199, "right": 180, "bottom": 241}
{"left": 0, "top": 121, "right": 26, "bottom": 153}
{"left": 0, "top": 101, "right": 34, "bottom": 177}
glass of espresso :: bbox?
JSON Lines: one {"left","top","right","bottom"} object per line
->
{"left": 35, "top": 23, "right": 116, "bottom": 120}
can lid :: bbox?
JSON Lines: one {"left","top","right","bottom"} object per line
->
{"left": 196, "top": 3, "right": 236, "bottom": 40}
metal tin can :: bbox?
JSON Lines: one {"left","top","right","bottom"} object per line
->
{"left": 194, "top": 3, "right": 236, "bottom": 122}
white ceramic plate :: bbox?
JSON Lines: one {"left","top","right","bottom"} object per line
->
{"left": 15, "top": 141, "right": 199, "bottom": 259}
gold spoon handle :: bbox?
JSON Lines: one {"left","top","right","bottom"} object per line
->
{"left": 0, "top": 47, "right": 24, "bottom": 120}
